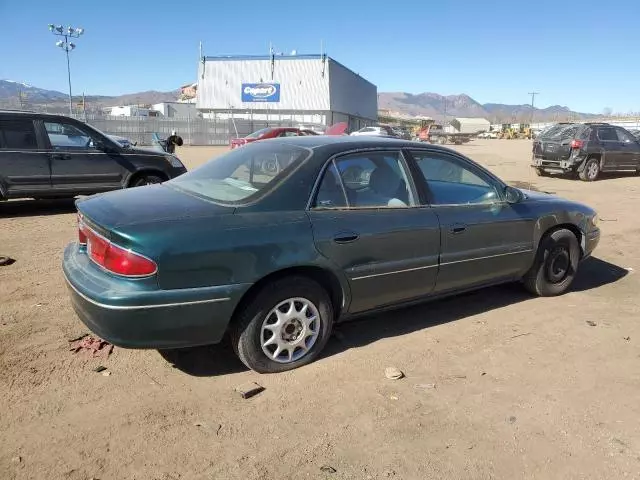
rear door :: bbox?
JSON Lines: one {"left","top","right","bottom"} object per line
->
{"left": 308, "top": 149, "right": 441, "bottom": 313}
{"left": 43, "top": 119, "right": 125, "bottom": 192}
{"left": 595, "top": 126, "right": 622, "bottom": 170}
{"left": 0, "top": 117, "right": 51, "bottom": 197}
{"left": 615, "top": 128, "right": 640, "bottom": 169}
{"left": 407, "top": 149, "right": 535, "bottom": 293}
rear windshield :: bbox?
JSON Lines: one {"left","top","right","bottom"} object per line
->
{"left": 168, "top": 142, "right": 311, "bottom": 204}
{"left": 538, "top": 124, "right": 581, "bottom": 140}
{"left": 245, "top": 128, "right": 273, "bottom": 139}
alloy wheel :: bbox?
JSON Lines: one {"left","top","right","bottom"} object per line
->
{"left": 260, "top": 297, "right": 320, "bottom": 363}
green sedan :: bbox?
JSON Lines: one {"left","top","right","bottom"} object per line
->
{"left": 63, "top": 136, "right": 600, "bottom": 373}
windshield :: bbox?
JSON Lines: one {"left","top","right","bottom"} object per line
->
{"left": 168, "top": 142, "right": 312, "bottom": 204}
{"left": 245, "top": 128, "right": 273, "bottom": 140}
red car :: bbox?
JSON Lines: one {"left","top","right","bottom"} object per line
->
{"left": 230, "top": 123, "right": 348, "bottom": 149}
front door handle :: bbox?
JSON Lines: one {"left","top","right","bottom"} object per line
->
{"left": 449, "top": 223, "right": 467, "bottom": 234}
{"left": 333, "top": 232, "right": 360, "bottom": 244}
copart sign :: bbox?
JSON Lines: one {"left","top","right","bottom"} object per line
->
{"left": 241, "top": 83, "right": 280, "bottom": 103}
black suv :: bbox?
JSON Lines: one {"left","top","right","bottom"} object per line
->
{"left": 0, "top": 111, "right": 187, "bottom": 200}
{"left": 532, "top": 122, "right": 640, "bottom": 181}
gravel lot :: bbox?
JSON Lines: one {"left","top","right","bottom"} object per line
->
{"left": 1, "top": 140, "right": 639, "bottom": 480}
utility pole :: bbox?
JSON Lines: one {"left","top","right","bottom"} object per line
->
{"left": 49, "top": 24, "right": 85, "bottom": 116}
{"left": 528, "top": 91, "right": 539, "bottom": 125}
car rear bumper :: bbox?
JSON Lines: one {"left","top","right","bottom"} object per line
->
{"left": 531, "top": 155, "right": 586, "bottom": 173}
{"left": 62, "top": 243, "right": 251, "bottom": 349}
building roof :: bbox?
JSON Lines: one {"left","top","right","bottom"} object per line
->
{"left": 202, "top": 53, "right": 375, "bottom": 88}
{"left": 452, "top": 117, "right": 490, "bottom": 123}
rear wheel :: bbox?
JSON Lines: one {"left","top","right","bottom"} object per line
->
{"left": 131, "top": 174, "right": 164, "bottom": 188}
{"left": 578, "top": 157, "right": 600, "bottom": 181}
{"left": 230, "top": 276, "right": 334, "bottom": 373}
{"left": 523, "top": 228, "right": 580, "bottom": 296}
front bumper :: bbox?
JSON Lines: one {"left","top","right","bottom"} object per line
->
{"left": 583, "top": 227, "right": 601, "bottom": 259}
{"left": 62, "top": 243, "right": 251, "bottom": 349}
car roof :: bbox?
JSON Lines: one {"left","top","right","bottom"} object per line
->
{"left": 249, "top": 134, "right": 448, "bottom": 155}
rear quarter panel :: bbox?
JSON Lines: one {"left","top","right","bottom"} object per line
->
{"left": 115, "top": 211, "right": 330, "bottom": 290}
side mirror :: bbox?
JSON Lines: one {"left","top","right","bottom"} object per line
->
{"left": 504, "top": 186, "right": 523, "bottom": 204}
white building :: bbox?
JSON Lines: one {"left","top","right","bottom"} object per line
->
{"left": 450, "top": 117, "right": 491, "bottom": 134}
{"left": 151, "top": 102, "right": 197, "bottom": 118}
{"left": 196, "top": 54, "right": 377, "bottom": 131}
{"left": 108, "top": 105, "right": 154, "bottom": 117}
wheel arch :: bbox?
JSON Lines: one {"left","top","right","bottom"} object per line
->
{"left": 537, "top": 223, "right": 584, "bottom": 258}
{"left": 125, "top": 168, "right": 169, "bottom": 187}
{"left": 228, "top": 265, "right": 346, "bottom": 331}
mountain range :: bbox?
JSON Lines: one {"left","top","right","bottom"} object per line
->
{"left": 378, "top": 92, "right": 594, "bottom": 123}
{"left": 0, "top": 79, "right": 593, "bottom": 122}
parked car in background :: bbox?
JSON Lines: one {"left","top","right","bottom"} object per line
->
{"left": 230, "top": 123, "right": 347, "bottom": 149}
{"left": 478, "top": 131, "right": 498, "bottom": 139}
{"left": 532, "top": 122, "right": 640, "bottom": 181}
{"left": 63, "top": 136, "right": 599, "bottom": 373}
{"left": 391, "top": 126, "right": 412, "bottom": 140}
{"left": 350, "top": 125, "right": 398, "bottom": 137}
{"left": 0, "top": 111, "right": 187, "bottom": 201}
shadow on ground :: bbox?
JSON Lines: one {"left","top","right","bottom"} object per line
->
{"left": 160, "top": 257, "right": 627, "bottom": 377}
{"left": 0, "top": 198, "right": 77, "bottom": 218}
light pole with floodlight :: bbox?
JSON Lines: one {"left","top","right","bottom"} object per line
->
{"left": 48, "top": 24, "right": 84, "bottom": 116}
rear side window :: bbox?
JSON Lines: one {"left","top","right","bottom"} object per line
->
{"left": 0, "top": 119, "right": 38, "bottom": 150}
{"left": 597, "top": 127, "right": 617, "bottom": 141}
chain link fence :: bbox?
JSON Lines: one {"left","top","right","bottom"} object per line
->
{"left": 75, "top": 114, "right": 308, "bottom": 146}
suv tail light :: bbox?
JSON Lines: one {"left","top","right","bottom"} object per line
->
{"left": 78, "top": 218, "right": 157, "bottom": 277}
{"left": 570, "top": 139, "right": 584, "bottom": 149}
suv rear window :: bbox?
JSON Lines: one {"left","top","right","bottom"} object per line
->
{"left": 0, "top": 119, "right": 38, "bottom": 150}
{"left": 539, "top": 124, "right": 580, "bottom": 140}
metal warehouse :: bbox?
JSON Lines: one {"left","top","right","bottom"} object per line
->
{"left": 196, "top": 54, "right": 377, "bottom": 131}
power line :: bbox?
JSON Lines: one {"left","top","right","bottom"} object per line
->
{"left": 528, "top": 92, "right": 539, "bottom": 124}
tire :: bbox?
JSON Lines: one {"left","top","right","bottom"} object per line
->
{"left": 230, "top": 276, "right": 334, "bottom": 373}
{"left": 438, "top": 136, "right": 447, "bottom": 145}
{"left": 523, "top": 228, "right": 580, "bottom": 297}
{"left": 534, "top": 168, "right": 546, "bottom": 177}
{"left": 578, "top": 157, "right": 600, "bottom": 181}
{"left": 131, "top": 174, "right": 164, "bottom": 188}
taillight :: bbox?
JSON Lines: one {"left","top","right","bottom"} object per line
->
{"left": 81, "top": 223, "right": 157, "bottom": 277}
{"left": 570, "top": 139, "right": 583, "bottom": 149}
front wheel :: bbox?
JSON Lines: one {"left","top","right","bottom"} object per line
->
{"left": 131, "top": 174, "right": 164, "bottom": 187}
{"left": 230, "top": 276, "right": 334, "bottom": 373}
{"left": 523, "top": 228, "right": 580, "bottom": 296}
{"left": 578, "top": 157, "right": 600, "bottom": 181}
{"left": 534, "top": 167, "right": 546, "bottom": 177}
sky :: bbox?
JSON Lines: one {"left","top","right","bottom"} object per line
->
{"left": 1, "top": 0, "right": 638, "bottom": 113}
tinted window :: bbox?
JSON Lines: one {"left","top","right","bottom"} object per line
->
{"left": 279, "top": 130, "right": 299, "bottom": 137}
{"left": 0, "top": 119, "right": 38, "bottom": 150}
{"left": 319, "top": 151, "right": 415, "bottom": 208}
{"left": 616, "top": 128, "right": 636, "bottom": 143}
{"left": 169, "top": 142, "right": 311, "bottom": 204}
{"left": 45, "top": 121, "right": 96, "bottom": 150}
{"left": 314, "top": 163, "right": 348, "bottom": 209}
{"left": 539, "top": 123, "right": 579, "bottom": 140}
{"left": 597, "top": 127, "right": 617, "bottom": 141}
{"left": 411, "top": 151, "right": 498, "bottom": 205}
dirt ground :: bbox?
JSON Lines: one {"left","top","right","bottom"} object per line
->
{"left": 1, "top": 140, "right": 639, "bottom": 480}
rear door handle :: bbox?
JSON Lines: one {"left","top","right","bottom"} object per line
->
{"left": 333, "top": 232, "right": 360, "bottom": 244}
{"left": 51, "top": 153, "right": 71, "bottom": 160}
{"left": 449, "top": 223, "right": 467, "bottom": 234}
